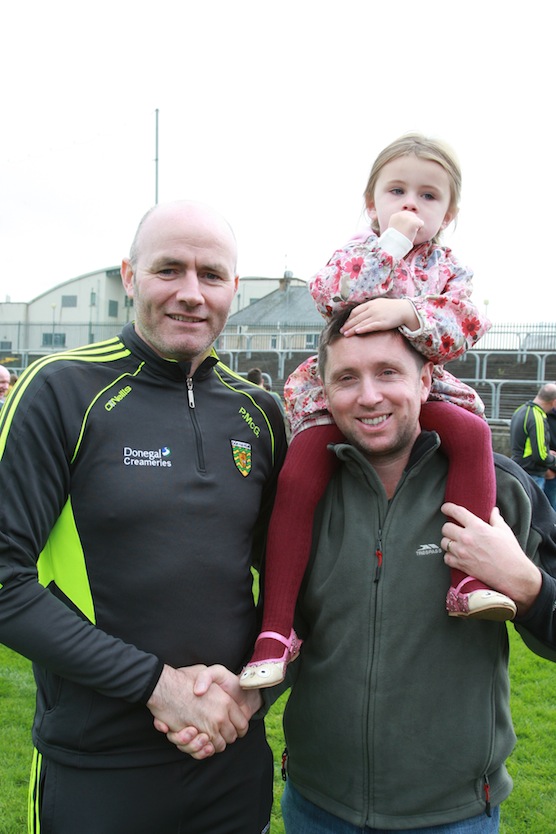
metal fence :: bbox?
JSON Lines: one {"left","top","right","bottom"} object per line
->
{"left": 2, "top": 319, "right": 556, "bottom": 421}
{"left": 219, "top": 321, "right": 556, "bottom": 350}
{"left": 216, "top": 321, "right": 556, "bottom": 421}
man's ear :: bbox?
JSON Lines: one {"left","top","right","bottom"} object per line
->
{"left": 321, "top": 377, "right": 329, "bottom": 408}
{"left": 121, "top": 259, "right": 135, "bottom": 299}
{"left": 420, "top": 361, "right": 434, "bottom": 403}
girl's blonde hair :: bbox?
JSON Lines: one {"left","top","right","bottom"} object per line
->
{"left": 364, "top": 133, "right": 461, "bottom": 242}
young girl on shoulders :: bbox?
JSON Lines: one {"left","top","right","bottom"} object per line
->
{"left": 241, "top": 133, "right": 516, "bottom": 689}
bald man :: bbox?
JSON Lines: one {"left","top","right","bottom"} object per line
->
{"left": 0, "top": 364, "right": 10, "bottom": 407}
{"left": 510, "top": 382, "right": 556, "bottom": 490}
{"left": 0, "top": 202, "right": 286, "bottom": 834}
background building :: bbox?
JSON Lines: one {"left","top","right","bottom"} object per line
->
{"left": 0, "top": 269, "right": 307, "bottom": 369}
{"left": 230, "top": 272, "right": 307, "bottom": 315}
{"left": 0, "top": 267, "right": 132, "bottom": 365}
{"left": 2, "top": 268, "right": 556, "bottom": 428}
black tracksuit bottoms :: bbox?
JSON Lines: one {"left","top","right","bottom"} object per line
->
{"left": 29, "top": 720, "right": 273, "bottom": 834}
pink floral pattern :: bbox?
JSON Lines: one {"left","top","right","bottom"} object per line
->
{"left": 286, "top": 229, "right": 491, "bottom": 435}
{"left": 344, "top": 257, "right": 365, "bottom": 278}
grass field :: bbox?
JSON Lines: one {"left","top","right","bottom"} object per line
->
{"left": 1, "top": 628, "right": 555, "bottom": 833}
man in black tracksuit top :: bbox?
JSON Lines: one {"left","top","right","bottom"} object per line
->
{"left": 0, "top": 202, "right": 287, "bottom": 834}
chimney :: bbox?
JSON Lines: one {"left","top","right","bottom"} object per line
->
{"left": 279, "top": 270, "right": 293, "bottom": 291}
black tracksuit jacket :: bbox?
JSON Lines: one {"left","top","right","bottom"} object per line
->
{"left": 0, "top": 323, "right": 286, "bottom": 767}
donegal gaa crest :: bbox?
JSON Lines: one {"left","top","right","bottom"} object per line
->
{"left": 231, "top": 440, "right": 252, "bottom": 477}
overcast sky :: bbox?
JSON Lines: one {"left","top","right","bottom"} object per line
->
{"left": 1, "top": 1, "right": 552, "bottom": 324}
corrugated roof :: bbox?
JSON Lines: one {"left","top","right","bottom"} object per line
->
{"left": 227, "top": 285, "right": 323, "bottom": 326}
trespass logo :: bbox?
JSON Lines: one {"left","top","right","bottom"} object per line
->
{"left": 123, "top": 445, "right": 172, "bottom": 467}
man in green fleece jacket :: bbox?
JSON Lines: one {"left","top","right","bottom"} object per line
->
{"left": 178, "top": 307, "right": 556, "bottom": 833}
{"left": 277, "top": 311, "right": 556, "bottom": 833}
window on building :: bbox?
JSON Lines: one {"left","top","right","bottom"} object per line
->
{"left": 61, "top": 295, "right": 78, "bottom": 308}
{"left": 0, "top": 341, "right": 12, "bottom": 350}
{"left": 42, "top": 333, "right": 66, "bottom": 347}
{"left": 108, "top": 300, "right": 119, "bottom": 318}
{"left": 270, "top": 334, "right": 278, "bottom": 349}
{"left": 305, "top": 334, "right": 319, "bottom": 349}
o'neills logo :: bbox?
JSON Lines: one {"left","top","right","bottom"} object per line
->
{"left": 123, "top": 446, "right": 172, "bottom": 467}
{"left": 105, "top": 386, "right": 132, "bottom": 411}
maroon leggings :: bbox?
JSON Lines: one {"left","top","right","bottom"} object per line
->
{"left": 250, "top": 401, "right": 495, "bottom": 662}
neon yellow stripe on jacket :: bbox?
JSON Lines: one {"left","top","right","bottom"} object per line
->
{"left": 0, "top": 337, "right": 130, "bottom": 458}
{"left": 37, "top": 498, "right": 95, "bottom": 624}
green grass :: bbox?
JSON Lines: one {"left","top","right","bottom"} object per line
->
{"left": 2, "top": 630, "right": 556, "bottom": 833}
{"left": 0, "top": 645, "right": 35, "bottom": 833}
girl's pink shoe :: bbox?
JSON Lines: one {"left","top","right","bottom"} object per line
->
{"left": 240, "top": 629, "right": 302, "bottom": 689}
{"left": 446, "top": 577, "right": 516, "bottom": 620}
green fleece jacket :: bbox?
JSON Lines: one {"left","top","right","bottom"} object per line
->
{"left": 280, "top": 433, "right": 556, "bottom": 830}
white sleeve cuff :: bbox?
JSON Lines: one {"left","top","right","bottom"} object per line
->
{"left": 399, "top": 300, "right": 425, "bottom": 335}
{"left": 377, "top": 227, "right": 413, "bottom": 259}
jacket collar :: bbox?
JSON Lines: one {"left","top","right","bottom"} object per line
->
{"left": 119, "top": 322, "right": 219, "bottom": 381}
{"left": 332, "top": 430, "right": 440, "bottom": 477}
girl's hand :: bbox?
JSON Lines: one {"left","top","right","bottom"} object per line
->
{"left": 341, "top": 298, "right": 419, "bottom": 336}
{"left": 388, "top": 210, "right": 424, "bottom": 243}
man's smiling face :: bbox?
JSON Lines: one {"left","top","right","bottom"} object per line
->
{"left": 323, "top": 330, "right": 432, "bottom": 465}
{"left": 121, "top": 202, "right": 238, "bottom": 369}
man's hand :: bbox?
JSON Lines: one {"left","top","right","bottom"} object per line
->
{"left": 164, "top": 666, "right": 264, "bottom": 760}
{"left": 340, "top": 298, "right": 419, "bottom": 337}
{"left": 192, "top": 664, "right": 264, "bottom": 715}
{"left": 441, "top": 503, "right": 542, "bottom": 615}
{"left": 147, "top": 664, "right": 251, "bottom": 757}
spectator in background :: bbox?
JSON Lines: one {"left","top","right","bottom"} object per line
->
{"left": 510, "top": 383, "right": 556, "bottom": 490}
{"left": 0, "top": 365, "right": 10, "bottom": 408}
{"left": 261, "top": 372, "right": 286, "bottom": 417}
{"left": 247, "top": 367, "right": 285, "bottom": 417}
{"left": 247, "top": 367, "right": 265, "bottom": 387}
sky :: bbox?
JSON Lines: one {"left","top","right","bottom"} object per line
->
{"left": 1, "top": 0, "right": 552, "bottom": 324}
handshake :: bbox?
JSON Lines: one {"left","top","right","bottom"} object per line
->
{"left": 147, "top": 664, "right": 263, "bottom": 760}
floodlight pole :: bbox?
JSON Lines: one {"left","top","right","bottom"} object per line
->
{"left": 155, "top": 109, "right": 159, "bottom": 204}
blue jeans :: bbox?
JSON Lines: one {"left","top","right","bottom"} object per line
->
{"left": 530, "top": 474, "right": 546, "bottom": 490}
{"left": 281, "top": 782, "right": 500, "bottom": 834}
{"left": 544, "top": 476, "right": 556, "bottom": 510}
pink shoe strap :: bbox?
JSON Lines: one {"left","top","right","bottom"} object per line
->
{"left": 452, "top": 575, "right": 489, "bottom": 596}
{"left": 257, "top": 630, "right": 292, "bottom": 648}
